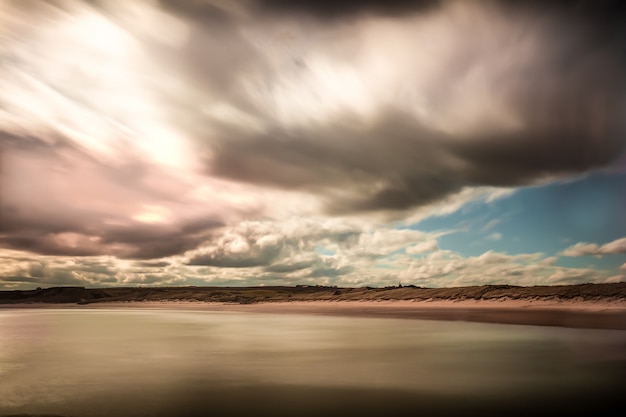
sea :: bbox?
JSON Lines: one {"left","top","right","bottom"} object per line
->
{"left": 1, "top": 308, "right": 625, "bottom": 417}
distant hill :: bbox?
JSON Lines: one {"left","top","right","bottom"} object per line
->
{"left": 1, "top": 282, "right": 625, "bottom": 305}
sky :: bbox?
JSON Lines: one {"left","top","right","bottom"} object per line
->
{"left": 1, "top": 0, "right": 625, "bottom": 289}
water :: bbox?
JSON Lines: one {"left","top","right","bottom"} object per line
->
{"left": 0, "top": 309, "right": 624, "bottom": 417}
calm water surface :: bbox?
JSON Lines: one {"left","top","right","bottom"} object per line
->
{"left": 0, "top": 309, "right": 625, "bottom": 417}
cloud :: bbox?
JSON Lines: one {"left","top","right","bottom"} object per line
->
{"left": 601, "top": 238, "right": 626, "bottom": 254}
{"left": 481, "top": 219, "right": 501, "bottom": 233}
{"left": 486, "top": 232, "right": 502, "bottom": 241}
{"left": 0, "top": 239, "right": 615, "bottom": 290}
{"left": 406, "top": 240, "right": 439, "bottom": 254}
{"left": 184, "top": 218, "right": 357, "bottom": 266}
{"left": 183, "top": 218, "right": 438, "bottom": 273}
{"left": 0, "top": 136, "right": 305, "bottom": 258}
{"left": 396, "top": 250, "right": 606, "bottom": 287}
{"left": 400, "top": 186, "right": 514, "bottom": 226}
{"left": 561, "top": 237, "right": 626, "bottom": 256}
{"left": 0, "top": 249, "right": 188, "bottom": 288}
{"left": 256, "top": 0, "right": 440, "bottom": 19}
{"left": 1, "top": 218, "right": 440, "bottom": 288}
{"left": 2, "top": 0, "right": 624, "bottom": 223}
{"left": 605, "top": 275, "right": 626, "bottom": 284}
{"left": 1, "top": 0, "right": 625, "bottom": 287}
{"left": 561, "top": 243, "right": 600, "bottom": 257}
{"left": 133, "top": 261, "right": 171, "bottom": 268}
{"left": 185, "top": 0, "right": 625, "bottom": 216}
{"left": 186, "top": 234, "right": 283, "bottom": 268}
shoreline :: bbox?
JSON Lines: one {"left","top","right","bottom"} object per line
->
{"left": 3, "top": 299, "right": 626, "bottom": 330}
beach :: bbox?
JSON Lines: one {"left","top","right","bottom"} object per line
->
{"left": 4, "top": 298, "right": 626, "bottom": 330}
{"left": 2, "top": 283, "right": 626, "bottom": 330}
{"left": 1, "top": 305, "right": 625, "bottom": 417}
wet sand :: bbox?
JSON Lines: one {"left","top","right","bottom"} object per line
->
{"left": 5, "top": 299, "right": 626, "bottom": 330}
{"left": 199, "top": 299, "right": 626, "bottom": 330}
{"left": 2, "top": 301, "right": 625, "bottom": 417}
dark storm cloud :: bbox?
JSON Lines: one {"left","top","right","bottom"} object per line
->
{"left": 207, "top": 113, "right": 463, "bottom": 212}
{"left": 133, "top": 260, "right": 171, "bottom": 268}
{"left": 257, "top": 0, "right": 626, "bottom": 25}
{"left": 256, "top": 0, "right": 440, "bottom": 19}
{"left": 264, "top": 260, "right": 315, "bottom": 273}
{"left": 207, "top": 91, "right": 624, "bottom": 214}
{"left": 0, "top": 256, "right": 124, "bottom": 287}
{"left": 0, "top": 219, "right": 221, "bottom": 259}
{"left": 185, "top": 0, "right": 626, "bottom": 214}
{"left": 2, "top": 269, "right": 87, "bottom": 286}
{"left": 1, "top": 276, "right": 41, "bottom": 284}
{"left": 99, "top": 222, "right": 223, "bottom": 260}
{"left": 157, "top": 0, "right": 235, "bottom": 24}
{"left": 264, "top": 259, "right": 352, "bottom": 278}
{"left": 307, "top": 264, "right": 353, "bottom": 278}
{"left": 187, "top": 243, "right": 282, "bottom": 267}
{"left": 2, "top": 0, "right": 626, "bottom": 265}
{"left": 264, "top": 258, "right": 354, "bottom": 280}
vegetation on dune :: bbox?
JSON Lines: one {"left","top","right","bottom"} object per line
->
{"left": 1, "top": 282, "right": 625, "bottom": 305}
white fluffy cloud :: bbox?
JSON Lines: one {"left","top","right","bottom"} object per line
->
{"left": 605, "top": 275, "right": 626, "bottom": 284}
{"left": 561, "top": 237, "right": 626, "bottom": 257}
{"left": 1, "top": 238, "right": 614, "bottom": 290}
{"left": 406, "top": 240, "right": 439, "bottom": 255}
{"left": 396, "top": 250, "right": 606, "bottom": 287}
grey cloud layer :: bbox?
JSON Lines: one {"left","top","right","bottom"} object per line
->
{"left": 167, "top": 0, "right": 626, "bottom": 213}
{"left": 1, "top": 0, "right": 625, "bottom": 261}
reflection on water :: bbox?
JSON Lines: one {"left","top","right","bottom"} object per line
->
{"left": 0, "top": 309, "right": 625, "bottom": 417}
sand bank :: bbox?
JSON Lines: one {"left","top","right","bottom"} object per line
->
{"left": 4, "top": 298, "right": 626, "bottom": 330}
